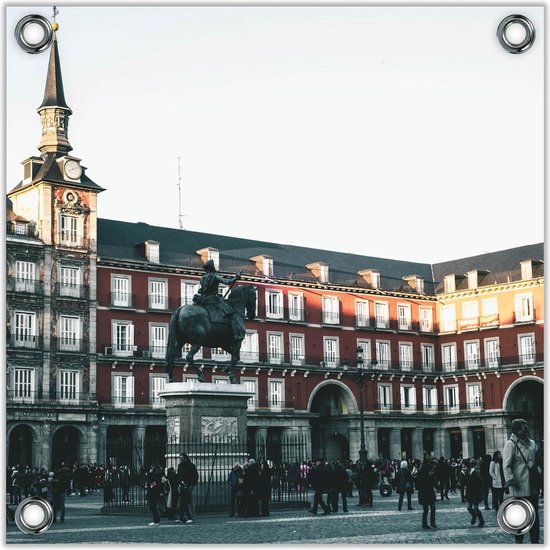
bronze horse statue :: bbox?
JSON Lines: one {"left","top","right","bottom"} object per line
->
{"left": 165, "top": 285, "right": 257, "bottom": 384}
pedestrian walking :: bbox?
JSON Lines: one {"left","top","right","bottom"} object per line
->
{"left": 177, "top": 452, "right": 199, "bottom": 524}
{"left": 503, "top": 418, "right": 541, "bottom": 544}
{"left": 435, "top": 457, "right": 450, "bottom": 501}
{"left": 308, "top": 460, "right": 330, "bottom": 515}
{"left": 146, "top": 464, "right": 164, "bottom": 526}
{"left": 227, "top": 462, "right": 244, "bottom": 517}
{"left": 120, "top": 465, "right": 131, "bottom": 503}
{"left": 489, "top": 451, "right": 505, "bottom": 511}
{"left": 458, "top": 461, "right": 468, "bottom": 503}
{"left": 242, "top": 458, "right": 260, "bottom": 517}
{"left": 258, "top": 460, "right": 272, "bottom": 517}
{"left": 52, "top": 467, "right": 68, "bottom": 523}
{"left": 465, "top": 458, "right": 485, "bottom": 528}
{"left": 416, "top": 459, "right": 437, "bottom": 529}
{"left": 10, "top": 466, "right": 23, "bottom": 505}
{"left": 480, "top": 454, "right": 492, "bottom": 510}
{"left": 396, "top": 460, "right": 414, "bottom": 511}
{"left": 165, "top": 466, "right": 179, "bottom": 520}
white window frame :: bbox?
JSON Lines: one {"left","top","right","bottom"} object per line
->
{"left": 467, "top": 383, "right": 482, "bottom": 411}
{"left": 150, "top": 375, "right": 168, "bottom": 409}
{"left": 12, "top": 367, "right": 35, "bottom": 403}
{"left": 211, "top": 347, "right": 230, "bottom": 361}
{"left": 60, "top": 266, "right": 80, "bottom": 297}
{"left": 442, "top": 343, "right": 457, "bottom": 372}
{"left": 319, "top": 265, "right": 329, "bottom": 283}
{"left": 399, "top": 342, "right": 413, "bottom": 371}
{"left": 60, "top": 213, "right": 79, "bottom": 245}
{"left": 15, "top": 261, "right": 36, "bottom": 293}
{"left": 397, "top": 303, "right": 412, "bottom": 331}
{"left": 376, "top": 340, "right": 391, "bottom": 370}
{"left": 149, "top": 278, "right": 168, "bottom": 310}
{"left": 419, "top": 307, "right": 433, "bottom": 332}
{"left": 482, "top": 298, "right": 498, "bottom": 317}
{"left": 265, "top": 290, "right": 284, "bottom": 319}
{"left": 241, "top": 377, "right": 258, "bottom": 410}
{"left": 268, "top": 379, "right": 284, "bottom": 411}
{"left": 484, "top": 338, "right": 500, "bottom": 368}
{"left": 423, "top": 386, "right": 437, "bottom": 414}
{"left": 112, "top": 321, "right": 134, "bottom": 357}
{"left": 58, "top": 369, "right": 80, "bottom": 404}
{"left": 515, "top": 293, "right": 534, "bottom": 322}
{"left": 181, "top": 280, "right": 199, "bottom": 306}
{"left": 322, "top": 296, "right": 340, "bottom": 325}
{"left": 150, "top": 324, "right": 168, "bottom": 359}
{"left": 112, "top": 373, "right": 135, "bottom": 409}
{"left": 241, "top": 331, "right": 259, "bottom": 363}
{"left": 440, "top": 304, "right": 456, "bottom": 332}
{"left": 445, "top": 384, "right": 459, "bottom": 413}
{"left": 13, "top": 311, "right": 37, "bottom": 348}
{"left": 375, "top": 302, "right": 389, "bottom": 329}
{"left": 400, "top": 385, "right": 417, "bottom": 413}
{"left": 111, "top": 275, "right": 132, "bottom": 307}
{"left": 518, "top": 333, "right": 536, "bottom": 365}
{"left": 289, "top": 333, "right": 305, "bottom": 366}
{"left": 462, "top": 301, "right": 479, "bottom": 320}
{"left": 59, "top": 315, "right": 81, "bottom": 351}
{"left": 464, "top": 340, "right": 480, "bottom": 370}
{"left": 288, "top": 292, "right": 304, "bottom": 322}
{"left": 355, "top": 299, "right": 369, "bottom": 328}
{"left": 323, "top": 337, "right": 339, "bottom": 367}
{"left": 356, "top": 339, "right": 372, "bottom": 366}
{"left": 267, "top": 332, "right": 284, "bottom": 365}
{"left": 378, "top": 384, "right": 392, "bottom": 413}
{"left": 213, "top": 376, "right": 230, "bottom": 384}
{"left": 421, "top": 344, "right": 435, "bottom": 372}
{"left": 146, "top": 241, "right": 160, "bottom": 263}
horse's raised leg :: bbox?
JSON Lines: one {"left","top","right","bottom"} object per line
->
{"left": 228, "top": 343, "right": 242, "bottom": 384}
{"left": 186, "top": 344, "right": 205, "bottom": 382}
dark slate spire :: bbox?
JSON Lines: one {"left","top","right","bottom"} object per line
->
{"left": 37, "top": 29, "right": 71, "bottom": 113}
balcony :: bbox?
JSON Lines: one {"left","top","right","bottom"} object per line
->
{"left": 322, "top": 311, "right": 340, "bottom": 325}
{"left": 287, "top": 307, "right": 306, "bottom": 323}
{"left": 7, "top": 277, "right": 43, "bottom": 295}
{"left": 7, "top": 334, "right": 41, "bottom": 350}
{"left": 443, "top": 401, "right": 484, "bottom": 414}
{"left": 57, "top": 283, "right": 88, "bottom": 299}
{"left": 479, "top": 314, "right": 499, "bottom": 328}
{"left": 7, "top": 390, "right": 96, "bottom": 406}
{"left": 515, "top": 311, "right": 536, "bottom": 324}
{"left": 148, "top": 295, "right": 169, "bottom": 311}
{"left": 355, "top": 315, "right": 371, "bottom": 329}
{"left": 54, "top": 337, "right": 87, "bottom": 353}
{"left": 57, "top": 236, "right": 96, "bottom": 249}
{"left": 7, "top": 222, "right": 37, "bottom": 238}
{"left": 458, "top": 317, "right": 479, "bottom": 331}
{"left": 110, "top": 292, "right": 136, "bottom": 309}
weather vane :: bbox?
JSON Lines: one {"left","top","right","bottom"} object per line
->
{"left": 52, "top": 6, "right": 59, "bottom": 23}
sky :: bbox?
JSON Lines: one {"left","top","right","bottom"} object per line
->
{"left": 5, "top": 4, "right": 544, "bottom": 265}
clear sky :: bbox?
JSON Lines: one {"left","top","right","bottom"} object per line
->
{"left": 6, "top": 4, "right": 544, "bottom": 265}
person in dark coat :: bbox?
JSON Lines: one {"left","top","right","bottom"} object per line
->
{"left": 465, "top": 458, "right": 485, "bottom": 528}
{"left": 120, "top": 465, "right": 131, "bottom": 503}
{"left": 363, "top": 461, "right": 377, "bottom": 508}
{"left": 416, "top": 459, "right": 437, "bottom": 529}
{"left": 227, "top": 462, "right": 244, "bottom": 517}
{"left": 52, "top": 467, "right": 69, "bottom": 523}
{"left": 258, "top": 460, "right": 272, "bottom": 517}
{"left": 177, "top": 452, "right": 199, "bottom": 523}
{"left": 146, "top": 464, "right": 164, "bottom": 526}
{"left": 242, "top": 459, "right": 260, "bottom": 517}
{"left": 308, "top": 460, "right": 330, "bottom": 515}
{"left": 331, "top": 461, "right": 349, "bottom": 513}
{"left": 435, "top": 457, "right": 450, "bottom": 501}
{"left": 396, "top": 460, "right": 414, "bottom": 511}
{"left": 458, "top": 461, "right": 468, "bottom": 503}
{"left": 165, "top": 466, "right": 179, "bottom": 520}
{"left": 480, "top": 454, "right": 492, "bottom": 510}
{"left": 326, "top": 463, "right": 340, "bottom": 512}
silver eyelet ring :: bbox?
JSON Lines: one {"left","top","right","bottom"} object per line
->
{"left": 497, "top": 497, "right": 536, "bottom": 536}
{"left": 14, "top": 14, "right": 53, "bottom": 54}
{"left": 497, "top": 15, "right": 536, "bottom": 54}
{"left": 14, "top": 496, "right": 54, "bottom": 535}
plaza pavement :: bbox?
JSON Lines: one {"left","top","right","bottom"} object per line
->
{"left": 6, "top": 489, "right": 544, "bottom": 545}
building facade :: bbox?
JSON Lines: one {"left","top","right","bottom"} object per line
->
{"left": 7, "top": 30, "right": 544, "bottom": 469}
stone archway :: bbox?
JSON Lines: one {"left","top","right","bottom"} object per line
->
{"left": 503, "top": 377, "right": 544, "bottom": 442}
{"left": 51, "top": 426, "right": 82, "bottom": 468}
{"left": 9, "top": 424, "right": 35, "bottom": 468}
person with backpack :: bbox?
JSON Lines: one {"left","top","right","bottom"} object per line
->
{"left": 396, "top": 460, "right": 414, "bottom": 511}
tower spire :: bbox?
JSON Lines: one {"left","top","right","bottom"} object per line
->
{"left": 37, "top": 24, "right": 73, "bottom": 155}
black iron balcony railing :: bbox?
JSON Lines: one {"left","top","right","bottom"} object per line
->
{"left": 110, "top": 292, "right": 137, "bottom": 309}
{"left": 7, "top": 390, "right": 96, "bottom": 406}
{"left": 514, "top": 311, "right": 536, "bottom": 324}
{"left": 53, "top": 337, "right": 88, "bottom": 353}
{"left": 56, "top": 283, "right": 89, "bottom": 299}
{"left": 6, "top": 222, "right": 36, "bottom": 238}
{"left": 56, "top": 235, "right": 96, "bottom": 249}
{"left": 148, "top": 295, "right": 169, "bottom": 311}
{"left": 7, "top": 334, "right": 41, "bottom": 349}
{"left": 373, "top": 401, "right": 485, "bottom": 414}
{"left": 7, "top": 277, "right": 43, "bottom": 294}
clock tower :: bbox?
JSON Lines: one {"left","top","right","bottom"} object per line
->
{"left": 7, "top": 25, "right": 103, "bottom": 467}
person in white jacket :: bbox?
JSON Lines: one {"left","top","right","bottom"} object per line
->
{"left": 488, "top": 451, "right": 504, "bottom": 510}
{"left": 502, "top": 418, "right": 540, "bottom": 544}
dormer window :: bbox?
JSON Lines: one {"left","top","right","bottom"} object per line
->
{"left": 306, "top": 262, "right": 329, "bottom": 283}
{"left": 197, "top": 247, "right": 220, "bottom": 270}
{"left": 444, "top": 274, "right": 456, "bottom": 293}
{"left": 403, "top": 275, "right": 424, "bottom": 294}
{"left": 520, "top": 260, "right": 533, "bottom": 280}
{"left": 358, "top": 269, "right": 381, "bottom": 290}
{"left": 250, "top": 255, "right": 273, "bottom": 277}
{"left": 145, "top": 240, "right": 160, "bottom": 263}
{"left": 467, "top": 270, "right": 478, "bottom": 290}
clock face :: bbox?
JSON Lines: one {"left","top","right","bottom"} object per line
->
{"left": 64, "top": 160, "right": 82, "bottom": 179}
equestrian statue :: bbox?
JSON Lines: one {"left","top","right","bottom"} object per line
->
{"left": 165, "top": 260, "right": 257, "bottom": 384}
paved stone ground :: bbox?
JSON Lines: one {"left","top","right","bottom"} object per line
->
{"left": 6, "top": 490, "right": 544, "bottom": 545}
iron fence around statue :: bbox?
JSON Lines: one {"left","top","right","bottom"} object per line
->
{"left": 102, "top": 435, "right": 310, "bottom": 513}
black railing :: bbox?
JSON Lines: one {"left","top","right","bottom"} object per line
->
{"left": 53, "top": 337, "right": 88, "bottom": 353}
{"left": 148, "top": 295, "right": 169, "bottom": 311}
{"left": 6, "top": 277, "right": 43, "bottom": 294}
{"left": 102, "top": 436, "right": 309, "bottom": 513}
{"left": 110, "top": 292, "right": 137, "bottom": 309}
{"left": 373, "top": 402, "right": 485, "bottom": 414}
{"left": 7, "top": 335, "right": 41, "bottom": 349}
{"left": 7, "top": 390, "right": 96, "bottom": 405}
{"left": 56, "top": 283, "right": 89, "bottom": 299}
{"left": 6, "top": 222, "right": 36, "bottom": 238}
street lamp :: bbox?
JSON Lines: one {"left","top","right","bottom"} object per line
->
{"left": 352, "top": 346, "right": 369, "bottom": 463}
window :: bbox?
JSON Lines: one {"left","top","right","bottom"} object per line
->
{"left": 445, "top": 385, "right": 459, "bottom": 412}
{"left": 112, "top": 322, "right": 134, "bottom": 356}
{"left": 150, "top": 325, "right": 167, "bottom": 358}
{"left": 399, "top": 343, "right": 413, "bottom": 371}
{"left": 444, "top": 275, "right": 456, "bottom": 293}
{"left": 357, "top": 339, "right": 372, "bottom": 365}
{"left": 211, "top": 347, "right": 230, "bottom": 361}
{"left": 442, "top": 343, "right": 457, "bottom": 372}
{"left": 60, "top": 214, "right": 78, "bottom": 244}
{"left": 288, "top": 293, "right": 304, "bottom": 322}
{"left": 371, "top": 271, "right": 381, "bottom": 289}
{"left": 145, "top": 241, "right": 160, "bottom": 263}
{"left": 423, "top": 386, "right": 437, "bottom": 414}
{"left": 419, "top": 307, "right": 433, "bottom": 332}
{"left": 378, "top": 384, "right": 391, "bottom": 412}
{"left": 59, "top": 315, "right": 80, "bottom": 351}
{"left": 58, "top": 370, "right": 79, "bottom": 404}
{"left": 267, "top": 333, "right": 283, "bottom": 364}
{"left": 319, "top": 265, "right": 329, "bottom": 283}
{"left": 440, "top": 305, "right": 456, "bottom": 332}
{"left": 112, "top": 275, "right": 131, "bottom": 307}
{"left": 183, "top": 343, "right": 203, "bottom": 360}
{"left": 15, "top": 261, "right": 36, "bottom": 292}
{"left": 241, "top": 331, "right": 259, "bottom": 363}
{"left": 400, "top": 385, "right": 417, "bottom": 412}
{"left": 421, "top": 344, "right": 435, "bottom": 371}
{"left": 376, "top": 340, "right": 391, "bottom": 369}
{"left": 467, "top": 384, "right": 482, "bottom": 411}
{"left": 12, "top": 368, "right": 35, "bottom": 403}
{"left": 521, "top": 261, "right": 533, "bottom": 280}
{"left": 181, "top": 281, "right": 199, "bottom": 306}
{"left": 290, "top": 334, "right": 305, "bottom": 366}
{"left": 481, "top": 298, "right": 499, "bottom": 327}
{"left": 515, "top": 293, "right": 534, "bottom": 322}
{"left": 355, "top": 300, "right": 369, "bottom": 327}
{"left": 324, "top": 337, "right": 339, "bottom": 367}
{"left": 375, "top": 302, "right": 389, "bottom": 329}
{"left": 262, "top": 258, "right": 274, "bottom": 277}
{"left": 149, "top": 279, "right": 168, "bottom": 310}
{"left": 397, "top": 304, "right": 412, "bottom": 331}
{"left": 269, "top": 380, "right": 283, "bottom": 411}
{"left": 462, "top": 301, "right": 478, "bottom": 320}
{"left": 467, "top": 271, "right": 478, "bottom": 289}
{"left": 484, "top": 338, "right": 500, "bottom": 368}
{"left": 13, "top": 311, "right": 37, "bottom": 348}
{"left": 60, "top": 266, "right": 80, "bottom": 297}
{"left": 15, "top": 222, "right": 27, "bottom": 235}
{"left": 518, "top": 334, "right": 536, "bottom": 365}
{"left": 113, "top": 374, "right": 134, "bottom": 408}
{"left": 241, "top": 378, "right": 257, "bottom": 410}
{"left": 151, "top": 376, "right": 167, "bottom": 408}
{"left": 322, "top": 296, "right": 340, "bottom": 324}
{"left": 265, "top": 290, "right": 284, "bottom": 319}
{"left": 464, "top": 341, "right": 480, "bottom": 370}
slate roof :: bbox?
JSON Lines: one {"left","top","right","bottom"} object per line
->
{"left": 38, "top": 32, "right": 71, "bottom": 112}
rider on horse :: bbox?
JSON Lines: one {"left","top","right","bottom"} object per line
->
{"left": 194, "top": 260, "right": 244, "bottom": 342}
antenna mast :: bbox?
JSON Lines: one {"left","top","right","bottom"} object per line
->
{"left": 177, "top": 156, "right": 184, "bottom": 230}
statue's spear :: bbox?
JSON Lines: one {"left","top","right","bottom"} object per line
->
{"left": 223, "top": 269, "right": 244, "bottom": 299}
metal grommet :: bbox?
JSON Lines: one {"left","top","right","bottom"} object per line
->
{"left": 14, "top": 14, "right": 53, "bottom": 54}
{"left": 497, "top": 15, "right": 536, "bottom": 54}
{"left": 14, "top": 496, "right": 54, "bottom": 535}
{"left": 497, "top": 497, "right": 536, "bottom": 536}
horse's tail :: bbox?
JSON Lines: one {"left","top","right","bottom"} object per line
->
{"left": 165, "top": 307, "right": 182, "bottom": 373}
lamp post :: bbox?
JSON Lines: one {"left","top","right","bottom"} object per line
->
{"left": 352, "top": 346, "right": 369, "bottom": 463}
